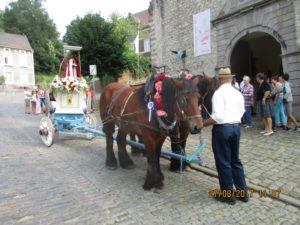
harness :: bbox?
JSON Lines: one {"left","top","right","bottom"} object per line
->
{"left": 103, "top": 84, "right": 201, "bottom": 136}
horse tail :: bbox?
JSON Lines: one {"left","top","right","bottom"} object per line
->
{"left": 99, "top": 85, "right": 113, "bottom": 121}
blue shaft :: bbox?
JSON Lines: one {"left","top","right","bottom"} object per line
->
{"left": 77, "top": 126, "right": 204, "bottom": 165}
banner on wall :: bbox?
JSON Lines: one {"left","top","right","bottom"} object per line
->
{"left": 193, "top": 9, "right": 211, "bottom": 56}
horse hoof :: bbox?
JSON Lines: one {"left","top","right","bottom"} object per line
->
{"left": 125, "top": 164, "right": 135, "bottom": 169}
{"left": 155, "top": 182, "right": 164, "bottom": 190}
{"left": 131, "top": 150, "right": 142, "bottom": 157}
{"left": 106, "top": 165, "right": 117, "bottom": 170}
{"left": 143, "top": 183, "right": 152, "bottom": 191}
{"left": 120, "top": 163, "right": 135, "bottom": 169}
{"left": 152, "top": 188, "right": 163, "bottom": 193}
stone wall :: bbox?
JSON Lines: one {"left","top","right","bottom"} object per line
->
{"left": 150, "top": 0, "right": 300, "bottom": 119}
{"left": 213, "top": 0, "right": 300, "bottom": 118}
{"left": 150, "top": 0, "right": 226, "bottom": 76}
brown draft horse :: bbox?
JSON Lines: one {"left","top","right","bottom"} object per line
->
{"left": 100, "top": 77, "right": 203, "bottom": 190}
{"left": 169, "top": 74, "right": 219, "bottom": 171}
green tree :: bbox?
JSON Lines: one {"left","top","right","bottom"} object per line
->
{"left": 63, "top": 13, "right": 127, "bottom": 82}
{"left": 110, "top": 12, "right": 139, "bottom": 40}
{"left": 110, "top": 13, "right": 151, "bottom": 79}
{"left": 0, "top": 10, "right": 4, "bottom": 31}
{"left": 3, "top": 0, "right": 62, "bottom": 73}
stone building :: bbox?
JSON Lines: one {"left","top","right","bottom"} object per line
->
{"left": 132, "top": 9, "right": 152, "bottom": 57}
{"left": 149, "top": 0, "right": 300, "bottom": 118}
{"left": 0, "top": 32, "right": 35, "bottom": 86}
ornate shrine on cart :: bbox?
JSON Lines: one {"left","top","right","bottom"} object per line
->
{"left": 39, "top": 45, "right": 96, "bottom": 146}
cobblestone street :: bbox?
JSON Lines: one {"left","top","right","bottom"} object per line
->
{"left": 0, "top": 91, "right": 299, "bottom": 225}
{"left": 183, "top": 118, "right": 300, "bottom": 200}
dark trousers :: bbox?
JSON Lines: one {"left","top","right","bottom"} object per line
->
{"left": 212, "top": 125, "right": 247, "bottom": 191}
{"left": 243, "top": 106, "right": 252, "bottom": 126}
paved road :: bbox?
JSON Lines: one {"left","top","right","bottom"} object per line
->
{"left": 0, "top": 91, "right": 299, "bottom": 225}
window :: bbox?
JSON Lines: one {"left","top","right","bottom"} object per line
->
{"left": 4, "top": 71, "right": 13, "bottom": 84}
{"left": 3, "top": 48, "right": 12, "bottom": 65}
{"left": 20, "top": 72, "right": 29, "bottom": 85}
{"left": 144, "top": 38, "right": 151, "bottom": 53}
{"left": 19, "top": 50, "right": 27, "bottom": 67}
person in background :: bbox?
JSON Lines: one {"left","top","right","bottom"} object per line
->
{"left": 86, "top": 87, "right": 95, "bottom": 113}
{"left": 270, "top": 76, "right": 287, "bottom": 130}
{"left": 204, "top": 68, "right": 248, "bottom": 205}
{"left": 37, "top": 86, "right": 46, "bottom": 113}
{"left": 241, "top": 76, "right": 253, "bottom": 128}
{"left": 240, "top": 79, "right": 245, "bottom": 92}
{"left": 31, "top": 89, "right": 37, "bottom": 114}
{"left": 49, "top": 91, "right": 56, "bottom": 114}
{"left": 256, "top": 73, "right": 274, "bottom": 136}
{"left": 279, "top": 74, "right": 299, "bottom": 131}
{"left": 31, "top": 89, "right": 41, "bottom": 114}
{"left": 24, "top": 87, "right": 32, "bottom": 114}
{"left": 231, "top": 77, "right": 240, "bottom": 90}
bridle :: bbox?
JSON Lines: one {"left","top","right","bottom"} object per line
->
{"left": 175, "top": 89, "right": 202, "bottom": 122}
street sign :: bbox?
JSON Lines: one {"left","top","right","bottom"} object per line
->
{"left": 89, "top": 65, "right": 97, "bottom": 76}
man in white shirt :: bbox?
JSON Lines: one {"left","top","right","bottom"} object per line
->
{"left": 203, "top": 68, "right": 248, "bottom": 205}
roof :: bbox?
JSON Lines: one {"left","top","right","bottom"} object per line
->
{"left": 0, "top": 32, "right": 33, "bottom": 51}
{"left": 132, "top": 9, "right": 150, "bottom": 26}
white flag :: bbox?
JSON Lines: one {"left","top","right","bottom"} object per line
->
{"left": 134, "top": 32, "right": 139, "bottom": 53}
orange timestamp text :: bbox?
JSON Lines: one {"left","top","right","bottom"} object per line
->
{"left": 208, "top": 189, "right": 281, "bottom": 198}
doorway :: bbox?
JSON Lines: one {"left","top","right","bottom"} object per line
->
{"left": 230, "top": 32, "right": 283, "bottom": 84}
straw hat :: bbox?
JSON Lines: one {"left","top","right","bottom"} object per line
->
{"left": 217, "top": 68, "right": 235, "bottom": 78}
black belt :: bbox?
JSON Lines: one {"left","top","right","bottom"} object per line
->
{"left": 214, "top": 123, "right": 240, "bottom": 127}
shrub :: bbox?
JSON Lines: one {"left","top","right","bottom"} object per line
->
{"left": 124, "top": 51, "right": 151, "bottom": 79}
{"left": 35, "top": 73, "right": 55, "bottom": 89}
{"left": 0, "top": 75, "right": 5, "bottom": 85}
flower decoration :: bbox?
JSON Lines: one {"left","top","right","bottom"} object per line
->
{"left": 153, "top": 73, "right": 171, "bottom": 117}
{"left": 185, "top": 73, "right": 193, "bottom": 79}
{"left": 50, "top": 75, "right": 88, "bottom": 93}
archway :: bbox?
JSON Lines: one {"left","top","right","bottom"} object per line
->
{"left": 230, "top": 32, "right": 283, "bottom": 83}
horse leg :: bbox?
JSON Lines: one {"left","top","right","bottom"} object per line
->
{"left": 130, "top": 134, "right": 145, "bottom": 156}
{"left": 156, "top": 146, "right": 164, "bottom": 181}
{"left": 170, "top": 138, "right": 187, "bottom": 172}
{"left": 170, "top": 125, "right": 188, "bottom": 172}
{"left": 130, "top": 134, "right": 141, "bottom": 156}
{"left": 103, "top": 123, "right": 117, "bottom": 169}
{"left": 138, "top": 135, "right": 146, "bottom": 157}
{"left": 143, "top": 138, "right": 164, "bottom": 190}
{"left": 117, "top": 130, "right": 135, "bottom": 169}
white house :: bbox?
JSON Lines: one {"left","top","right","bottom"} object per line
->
{"left": 0, "top": 32, "right": 35, "bottom": 86}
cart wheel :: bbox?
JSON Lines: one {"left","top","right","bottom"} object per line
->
{"left": 85, "top": 113, "right": 97, "bottom": 128}
{"left": 39, "top": 117, "right": 55, "bottom": 147}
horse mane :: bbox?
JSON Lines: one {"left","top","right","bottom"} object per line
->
{"left": 197, "top": 76, "right": 209, "bottom": 96}
{"left": 162, "top": 77, "right": 176, "bottom": 121}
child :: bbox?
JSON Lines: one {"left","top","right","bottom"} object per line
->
{"left": 31, "top": 90, "right": 41, "bottom": 114}
{"left": 24, "top": 87, "right": 32, "bottom": 114}
{"left": 37, "top": 86, "right": 46, "bottom": 113}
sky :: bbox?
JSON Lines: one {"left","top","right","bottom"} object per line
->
{"left": 0, "top": 0, "right": 150, "bottom": 37}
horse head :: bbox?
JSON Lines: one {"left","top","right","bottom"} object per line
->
{"left": 161, "top": 77, "right": 203, "bottom": 134}
{"left": 192, "top": 74, "right": 219, "bottom": 119}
